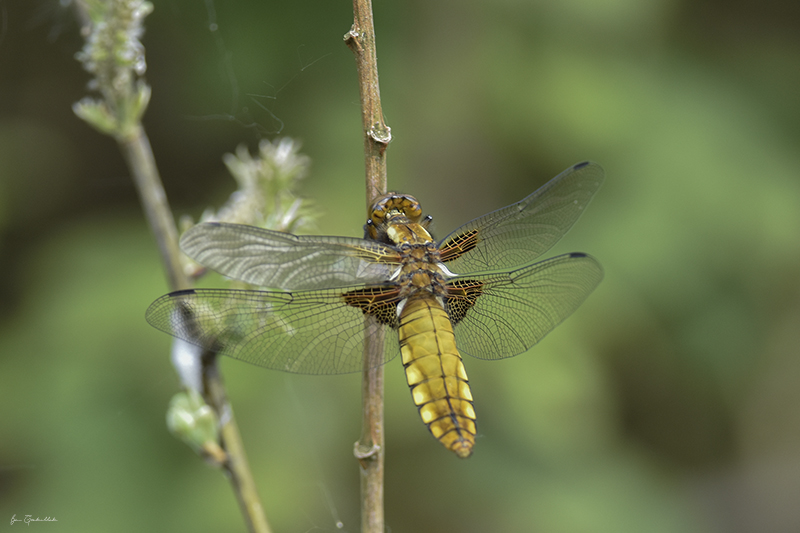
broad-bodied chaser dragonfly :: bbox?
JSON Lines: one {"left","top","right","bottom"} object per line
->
{"left": 146, "top": 161, "right": 604, "bottom": 458}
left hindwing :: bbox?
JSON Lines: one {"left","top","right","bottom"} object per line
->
{"left": 446, "top": 252, "right": 604, "bottom": 360}
{"left": 145, "top": 287, "right": 402, "bottom": 375}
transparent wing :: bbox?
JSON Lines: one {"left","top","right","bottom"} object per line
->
{"left": 449, "top": 253, "right": 603, "bottom": 360}
{"left": 146, "top": 288, "right": 401, "bottom": 375}
{"left": 439, "top": 161, "right": 604, "bottom": 273}
{"left": 180, "top": 223, "right": 401, "bottom": 290}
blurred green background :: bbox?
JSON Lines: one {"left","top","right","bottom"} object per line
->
{"left": 2, "top": 0, "right": 800, "bottom": 532}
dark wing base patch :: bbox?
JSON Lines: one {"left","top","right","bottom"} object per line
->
{"left": 439, "top": 229, "right": 480, "bottom": 263}
{"left": 445, "top": 279, "right": 484, "bottom": 324}
{"left": 342, "top": 286, "right": 401, "bottom": 328}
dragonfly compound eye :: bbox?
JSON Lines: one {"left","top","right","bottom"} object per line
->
{"left": 369, "top": 193, "right": 423, "bottom": 226}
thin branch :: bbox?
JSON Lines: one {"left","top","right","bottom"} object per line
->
{"left": 120, "top": 105, "right": 274, "bottom": 533}
{"left": 72, "top": 3, "right": 270, "bottom": 532}
{"left": 202, "top": 354, "right": 272, "bottom": 533}
{"left": 118, "top": 126, "right": 189, "bottom": 291}
{"left": 345, "top": 1, "right": 391, "bottom": 532}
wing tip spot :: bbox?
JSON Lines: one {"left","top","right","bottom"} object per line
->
{"left": 170, "top": 289, "right": 198, "bottom": 297}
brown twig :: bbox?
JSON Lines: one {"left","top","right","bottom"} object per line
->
{"left": 345, "top": 1, "right": 391, "bottom": 532}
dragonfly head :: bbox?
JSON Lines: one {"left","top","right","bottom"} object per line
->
{"left": 365, "top": 192, "right": 424, "bottom": 241}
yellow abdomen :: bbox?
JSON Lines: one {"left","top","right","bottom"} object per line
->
{"left": 398, "top": 295, "right": 477, "bottom": 458}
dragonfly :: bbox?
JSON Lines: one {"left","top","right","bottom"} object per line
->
{"left": 146, "top": 161, "right": 604, "bottom": 458}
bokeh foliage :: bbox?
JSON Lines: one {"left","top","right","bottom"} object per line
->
{"left": 2, "top": 1, "right": 800, "bottom": 532}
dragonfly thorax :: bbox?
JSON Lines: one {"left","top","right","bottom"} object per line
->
{"left": 396, "top": 242, "right": 448, "bottom": 298}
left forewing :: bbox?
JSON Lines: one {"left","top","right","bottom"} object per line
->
{"left": 180, "top": 222, "right": 400, "bottom": 290}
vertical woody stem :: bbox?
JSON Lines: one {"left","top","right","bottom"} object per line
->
{"left": 345, "top": 1, "right": 391, "bottom": 532}
{"left": 346, "top": 0, "right": 392, "bottom": 205}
